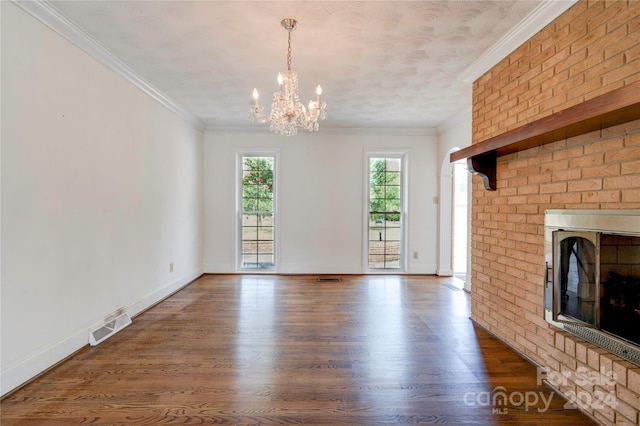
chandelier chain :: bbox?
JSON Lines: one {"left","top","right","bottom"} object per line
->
{"left": 287, "top": 31, "right": 292, "bottom": 72}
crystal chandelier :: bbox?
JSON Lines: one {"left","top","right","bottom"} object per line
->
{"left": 249, "top": 18, "right": 327, "bottom": 136}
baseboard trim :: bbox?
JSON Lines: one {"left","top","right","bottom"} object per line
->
{"left": 1, "top": 267, "right": 203, "bottom": 398}
{"left": 469, "top": 317, "right": 542, "bottom": 368}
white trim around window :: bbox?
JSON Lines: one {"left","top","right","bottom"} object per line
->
{"left": 363, "top": 149, "right": 409, "bottom": 274}
{"left": 235, "top": 149, "right": 281, "bottom": 273}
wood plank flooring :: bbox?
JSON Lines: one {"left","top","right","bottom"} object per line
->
{"left": 1, "top": 274, "right": 595, "bottom": 425}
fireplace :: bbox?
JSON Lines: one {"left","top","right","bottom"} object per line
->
{"left": 544, "top": 210, "right": 640, "bottom": 365}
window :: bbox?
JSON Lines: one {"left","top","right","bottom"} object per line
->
{"left": 239, "top": 155, "right": 276, "bottom": 270}
{"left": 367, "top": 156, "right": 404, "bottom": 269}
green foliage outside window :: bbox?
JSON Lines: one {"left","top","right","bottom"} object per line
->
{"left": 369, "top": 158, "right": 401, "bottom": 222}
{"left": 242, "top": 157, "right": 274, "bottom": 213}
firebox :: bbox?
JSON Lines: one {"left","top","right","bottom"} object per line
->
{"left": 544, "top": 210, "right": 640, "bottom": 365}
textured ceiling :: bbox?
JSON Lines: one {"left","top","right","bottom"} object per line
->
{"left": 48, "top": 0, "right": 547, "bottom": 130}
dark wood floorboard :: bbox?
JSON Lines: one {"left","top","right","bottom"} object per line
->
{"left": 1, "top": 274, "right": 595, "bottom": 425}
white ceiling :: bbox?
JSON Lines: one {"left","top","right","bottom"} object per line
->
{"left": 35, "top": 1, "right": 572, "bottom": 131}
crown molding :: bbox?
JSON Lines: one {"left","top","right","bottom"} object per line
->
{"left": 206, "top": 125, "right": 438, "bottom": 137}
{"left": 458, "top": 0, "right": 578, "bottom": 84}
{"left": 12, "top": 0, "right": 206, "bottom": 131}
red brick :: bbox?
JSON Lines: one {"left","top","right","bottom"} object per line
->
{"left": 565, "top": 337, "right": 576, "bottom": 357}
{"left": 568, "top": 152, "right": 604, "bottom": 168}
{"left": 525, "top": 167, "right": 551, "bottom": 182}
{"left": 582, "top": 190, "right": 621, "bottom": 203}
{"left": 583, "top": 138, "right": 624, "bottom": 154}
{"left": 568, "top": 178, "right": 603, "bottom": 191}
{"left": 602, "top": 62, "right": 640, "bottom": 86}
{"left": 582, "top": 163, "right": 621, "bottom": 178}
{"left": 621, "top": 160, "right": 640, "bottom": 174}
{"left": 616, "top": 386, "right": 640, "bottom": 410}
{"left": 553, "top": 146, "right": 585, "bottom": 160}
{"left": 627, "top": 368, "right": 640, "bottom": 394}
{"left": 552, "top": 168, "right": 581, "bottom": 181}
{"left": 626, "top": 133, "right": 640, "bottom": 147}
{"left": 615, "top": 398, "right": 640, "bottom": 424}
{"left": 551, "top": 192, "right": 581, "bottom": 204}
{"left": 587, "top": 347, "right": 602, "bottom": 371}
{"left": 604, "top": 175, "right": 640, "bottom": 190}
{"left": 614, "top": 362, "right": 632, "bottom": 388}
{"left": 568, "top": 51, "right": 604, "bottom": 82}
{"left": 576, "top": 341, "right": 589, "bottom": 364}
{"left": 607, "top": 2, "right": 640, "bottom": 33}
{"left": 539, "top": 182, "right": 568, "bottom": 194}
{"left": 570, "top": 21, "right": 608, "bottom": 55}
{"left": 606, "top": 146, "right": 640, "bottom": 162}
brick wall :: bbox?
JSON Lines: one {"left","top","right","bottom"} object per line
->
{"left": 473, "top": 0, "right": 640, "bottom": 144}
{"left": 470, "top": 1, "right": 640, "bottom": 424}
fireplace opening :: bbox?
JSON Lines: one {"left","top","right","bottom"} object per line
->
{"left": 545, "top": 210, "right": 640, "bottom": 364}
{"left": 600, "top": 234, "right": 640, "bottom": 346}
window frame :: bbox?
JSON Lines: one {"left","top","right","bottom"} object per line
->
{"left": 236, "top": 150, "right": 280, "bottom": 273}
{"left": 364, "top": 151, "right": 408, "bottom": 273}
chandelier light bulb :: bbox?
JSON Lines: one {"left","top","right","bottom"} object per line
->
{"left": 248, "top": 88, "right": 266, "bottom": 123}
{"left": 277, "top": 73, "right": 283, "bottom": 86}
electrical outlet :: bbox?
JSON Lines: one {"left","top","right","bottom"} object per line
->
{"left": 169, "top": 263, "right": 174, "bottom": 273}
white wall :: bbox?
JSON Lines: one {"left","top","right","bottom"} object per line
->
{"left": 437, "top": 110, "right": 472, "bottom": 166}
{"left": 1, "top": 2, "right": 204, "bottom": 396}
{"left": 204, "top": 130, "right": 439, "bottom": 274}
{"left": 437, "top": 111, "right": 472, "bottom": 286}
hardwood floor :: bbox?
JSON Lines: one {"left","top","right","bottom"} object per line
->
{"left": 1, "top": 274, "right": 595, "bottom": 425}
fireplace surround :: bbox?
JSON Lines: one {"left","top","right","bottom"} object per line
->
{"left": 544, "top": 210, "right": 640, "bottom": 365}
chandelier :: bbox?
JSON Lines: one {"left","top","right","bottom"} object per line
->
{"left": 249, "top": 18, "right": 327, "bottom": 136}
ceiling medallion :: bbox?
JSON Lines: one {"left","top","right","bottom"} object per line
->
{"left": 249, "top": 18, "right": 327, "bottom": 136}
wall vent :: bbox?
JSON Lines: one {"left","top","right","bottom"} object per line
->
{"left": 89, "top": 312, "right": 131, "bottom": 346}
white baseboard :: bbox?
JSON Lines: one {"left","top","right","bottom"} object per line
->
{"left": 279, "top": 263, "right": 361, "bottom": 274}
{"left": 0, "top": 267, "right": 202, "bottom": 397}
{"left": 203, "top": 263, "right": 235, "bottom": 273}
{"left": 127, "top": 268, "right": 202, "bottom": 318}
{"left": 203, "top": 263, "right": 439, "bottom": 275}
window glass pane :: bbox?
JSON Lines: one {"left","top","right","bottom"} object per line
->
{"left": 242, "top": 241, "right": 258, "bottom": 254}
{"left": 386, "top": 171, "right": 400, "bottom": 185}
{"left": 242, "top": 227, "right": 257, "bottom": 240}
{"left": 240, "top": 156, "right": 275, "bottom": 270}
{"left": 368, "top": 156, "right": 403, "bottom": 269}
{"left": 385, "top": 219, "right": 401, "bottom": 229}
{"left": 242, "top": 254, "right": 258, "bottom": 265}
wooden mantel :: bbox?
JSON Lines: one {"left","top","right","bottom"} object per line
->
{"left": 451, "top": 81, "right": 640, "bottom": 190}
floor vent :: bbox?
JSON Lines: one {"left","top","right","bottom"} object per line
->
{"left": 317, "top": 277, "right": 342, "bottom": 282}
{"left": 89, "top": 312, "right": 131, "bottom": 346}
